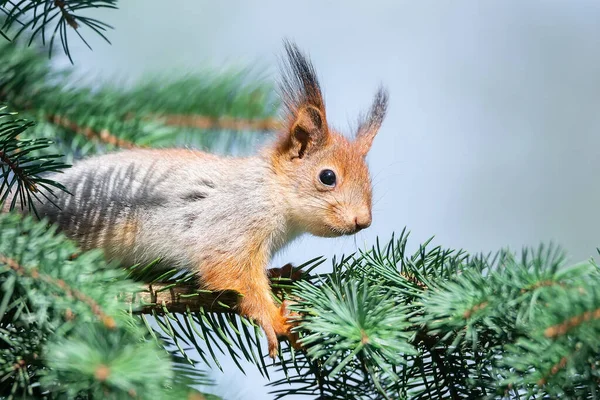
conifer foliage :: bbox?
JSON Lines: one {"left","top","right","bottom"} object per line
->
{"left": 1, "top": 2, "right": 599, "bottom": 399}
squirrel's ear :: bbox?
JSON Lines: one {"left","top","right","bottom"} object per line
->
{"left": 287, "top": 104, "right": 328, "bottom": 159}
{"left": 355, "top": 86, "right": 389, "bottom": 156}
{"left": 279, "top": 41, "right": 330, "bottom": 159}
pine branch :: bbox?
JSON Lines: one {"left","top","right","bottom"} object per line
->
{"left": 100, "top": 232, "right": 600, "bottom": 399}
{"left": 152, "top": 114, "right": 282, "bottom": 132}
{"left": 268, "top": 234, "right": 600, "bottom": 399}
{"left": 0, "top": 254, "right": 116, "bottom": 328}
{"left": 0, "top": 145, "right": 36, "bottom": 191}
{"left": 134, "top": 282, "right": 239, "bottom": 315}
{"left": 3, "top": 205, "right": 599, "bottom": 398}
{"left": 0, "top": 107, "right": 69, "bottom": 214}
{"left": 0, "top": 0, "right": 117, "bottom": 62}
{"left": 47, "top": 113, "right": 139, "bottom": 149}
{"left": 53, "top": 0, "right": 79, "bottom": 30}
{"left": 0, "top": 40, "right": 279, "bottom": 160}
{"left": 122, "top": 232, "right": 600, "bottom": 399}
{"left": 0, "top": 213, "right": 217, "bottom": 398}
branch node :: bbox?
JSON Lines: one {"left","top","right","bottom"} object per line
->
{"left": 54, "top": 0, "right": 79, "bottom": 29}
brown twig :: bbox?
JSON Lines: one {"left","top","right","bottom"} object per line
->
{"left": 148, "top": 114, "right": 282, "bottom": 132}
{"left": 544, "top": 308, "right": 600, "bottom": 338}
{"left": 521, "top": 280, "right": 563, "bottom": 294}
{"left": 133, "top": 283, "right": 240, "bottom": 314}
{"left": 48, "top": 114, "right": 139, "bottom": 149}
{"left": 0, "top": 149, "right": 37, "bottom": 192}
{"left": 54, "top": 0, "right": 79, "bottom": 29}
{"left": 400, "top": 271, "right": 428, "bottom": 289}
{"left": 537, "top": 356, "right": 568, "bottom": 386}
{"left": 463, "top": 301, "right": 489, "bottom": 319}
{"left": 0, "top": 254, "right": 116, "bottom": 328}
{"left": 133, "top": 264, "right": 305, "bottom": 315}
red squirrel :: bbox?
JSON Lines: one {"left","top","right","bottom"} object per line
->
{"left": 3, "top": 41, "right": 388, "bottom": 357}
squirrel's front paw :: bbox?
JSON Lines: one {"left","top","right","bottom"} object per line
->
{"left": 265, "top": 300, "right": 302, "bottom": 358}
{"left": 275, "top": 300, "right": 302, "bottom": 351}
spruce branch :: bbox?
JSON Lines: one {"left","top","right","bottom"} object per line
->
{"left": 134, "top": 282, "right": 239, "bottom": 315}
{"left": 3, "top": 209, "right": 599, "bottom": 398}
{"left": 53, "top": 0, "right": 79, "bottom": 30}
{"left": 0, "top": 254, "right": 116, "bottom": 328}
{"left": 47, "top": 113, "right": 139, "bottom": 149}
{"left": 0, "top": 213, "right": 217, "bottom": 398}
{"left": 0, "top": 143, "right": 37, "bottom": 192}
{"left": 269, "top": 235, "right": 600, "bottom": 399}
{"left": 0, "top": 0, "right": 117, "bottom": 62}
{"left": 544, "top": 306, "right": 600, "bottom": 338}
{"left": 0, "top": 107, "right": 69, "bottom": 214}
{"left": 0, "top": 40, "right": 279, "bottom": 159}
{"left": 152, "top": 114, "right": 282, "bottom": 132}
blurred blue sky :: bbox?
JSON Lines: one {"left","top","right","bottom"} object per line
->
{"left": 54, "top": 1, "right": 600, "bottom": 398}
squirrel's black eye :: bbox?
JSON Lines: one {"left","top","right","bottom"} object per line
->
{"left": 319, "top": 169, "right": 336, "bottom": 187}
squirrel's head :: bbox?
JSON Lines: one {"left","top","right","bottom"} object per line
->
{"left": 270, "top": 41, "right": 388, "bottom": 238}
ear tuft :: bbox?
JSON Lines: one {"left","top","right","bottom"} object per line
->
{"left": 355, "top": 86, "right": 389, "bottom": 156}
{"left": 278, "top": 40, "right": 329, "bottom": 159}
{"left": 280, "top": 40, "right": 325, "bottom": 116}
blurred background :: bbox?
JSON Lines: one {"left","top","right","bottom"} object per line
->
{"left": 51, "top": 1, "right": 600, "bottom": 398}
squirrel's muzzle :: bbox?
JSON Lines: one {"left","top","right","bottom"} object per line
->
{"left": 352, "top": 209, "right": 372, "bottom": 233}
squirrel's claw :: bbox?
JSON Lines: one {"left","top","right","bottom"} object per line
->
{"left": 265, "top": 300, "right": 303, "bottom": 359}
{"left": 276, "top": 300, "right": 303, "bottom": 353}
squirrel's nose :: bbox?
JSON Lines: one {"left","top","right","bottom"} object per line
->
{"left": 354, "top": 211, "right": 372, "bottom": 231}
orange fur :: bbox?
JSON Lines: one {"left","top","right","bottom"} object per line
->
{"left": 197, "top": 233, "right": 291, "bottom": 357}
